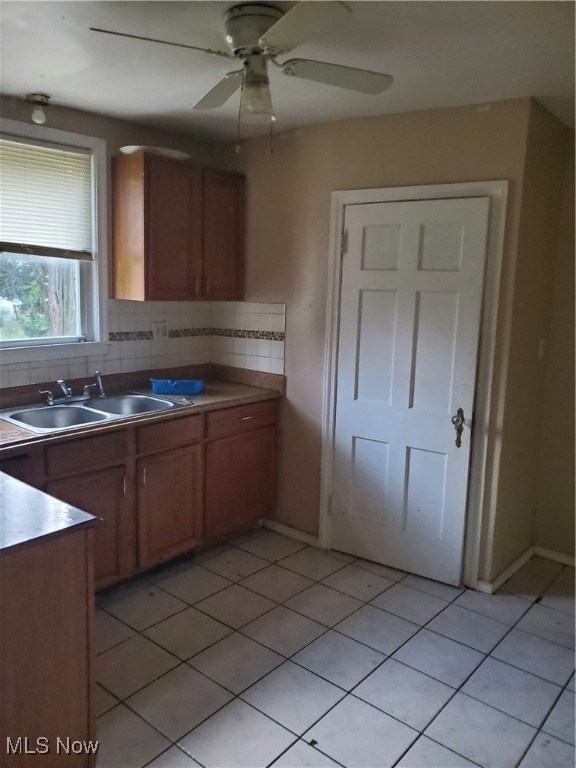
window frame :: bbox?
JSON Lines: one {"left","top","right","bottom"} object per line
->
{"left": 0, "top": 118, "right": 109, "bottom": 363}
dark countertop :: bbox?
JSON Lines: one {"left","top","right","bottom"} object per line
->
{"left": 0, "top": 472, "right": 97, "bottom": 552}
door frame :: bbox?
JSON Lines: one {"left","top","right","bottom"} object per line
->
{"left": 319, "top": 181, "right": 509, "bottom": 588}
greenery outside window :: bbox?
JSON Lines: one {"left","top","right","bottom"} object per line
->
{"left": 0, "top": 132, "right": 104, "bottom": 351}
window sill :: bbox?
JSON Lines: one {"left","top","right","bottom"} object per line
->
{"left": 0, "top": 341, "right": 110, "bottom": 364}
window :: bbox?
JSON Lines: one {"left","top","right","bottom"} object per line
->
{"left": 0, "top": 124, "right": 106, "bottom": 355}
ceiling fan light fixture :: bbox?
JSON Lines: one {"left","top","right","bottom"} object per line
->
{"left": 239, "top": 79, "right": 275, "bottom": 123}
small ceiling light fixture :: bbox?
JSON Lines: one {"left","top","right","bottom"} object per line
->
{"left": 26, "top": 93, "right": 50, "bottom": 125}
{"left": 239, "top": 78, "right": 275, "bottom": 123}
{"left": 238, "top": 57, "right": 275, "bottom": 125}
{"left": 235, "top": 57, "right": 276, "bottom": 155}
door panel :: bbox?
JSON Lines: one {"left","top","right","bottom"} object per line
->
{"left": 350, "top": 436, "right": 389, "bottom": 522}
{"left": 356, "top": 290, "right": 397, "bottom": 403}
{"left": 331, "top": 197, "right": 490, "bottom": 584}
{"left": 404, "top": 446, "right": 448, "bottom": 537}
{"left": 410, "top": 291, "right": 459, "bottom": 411}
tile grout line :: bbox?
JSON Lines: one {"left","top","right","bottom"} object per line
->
{"left": 266, "top": 736, "right": 348, "bottom": 768}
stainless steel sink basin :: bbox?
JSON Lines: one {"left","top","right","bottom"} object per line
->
{"left": 0, "top": 392, "right": 180, "bottom": 435}
{"left": 4, "top": 405, "right": 109, "bottom": 433}
{"left": 83, "top": 394, "right": 175, "bottom": 415}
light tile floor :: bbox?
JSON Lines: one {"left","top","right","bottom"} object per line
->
{"left": 95, "top": 532, "right": 575, "bottom": 768}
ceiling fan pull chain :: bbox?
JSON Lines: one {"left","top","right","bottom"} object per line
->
{"left": 235, "top": 70, "right": 246, "bottom": 153}
{"left": 267, "top": 117, "right": 274, "bottom": 156}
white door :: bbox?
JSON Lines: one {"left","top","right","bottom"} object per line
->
{"left": 331, "top": 197, "right": 490, "bottom": 585}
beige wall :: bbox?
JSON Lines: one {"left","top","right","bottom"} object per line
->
{"left": 535, "top": 138, "right": 575, "bottom": 555}
{"left": 0, "top": 95, "right": 217, "bottom": 164}
{"left": 225, "top": 99, "right": 533, "bottom": 552}
{"left": 486, "top": 103, "right": 571, "bottom": 577}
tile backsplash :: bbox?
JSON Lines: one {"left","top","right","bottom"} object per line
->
{"left": 0, "top": 300, "right": 286, "bottom": 388}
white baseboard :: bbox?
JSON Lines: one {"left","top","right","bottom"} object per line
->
{"left": 533, "top": 546, "right": 575, "bottom": 567}
{"left": 475, "top": 545, "right": 574, "bottom": 594}
{"left": 262, "top": 518, "right": 319, "bottom": 547}
{"left": 475, "top": 547, "right": 536, "bottom": 594}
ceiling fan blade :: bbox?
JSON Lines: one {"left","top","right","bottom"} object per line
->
{"left": 282, "top": 58, "right": 393, "bottom": 94}
{"left": 193, "top": 71, "right": 243, "bottom": 109}
{"left": 259, "top": 1, "right": 351, "bottom": 55}
{"left": 90, "top": 27, "right": 233, "bottom": 60}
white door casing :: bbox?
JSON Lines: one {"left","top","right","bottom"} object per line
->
{"left": 321, "top": 182, "right": 509, "bottom": 588}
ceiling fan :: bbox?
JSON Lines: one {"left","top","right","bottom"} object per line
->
{"left": 91, "top": 1, "right": 393, "bottom": 122}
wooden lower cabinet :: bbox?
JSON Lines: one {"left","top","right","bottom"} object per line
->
{"left": 138, "top": 444, "right": 203, "bottom": 568}
{"left": 0, "top": 529, "right": 96, "bottom": 767}
{"left": 46, "top": 467, "right": 130, "bottom": 590}
{"left": 2, "top": 398, "right": 279, "bottom": 589}
{"left": 205, "top": 425, "right": 276, "bottom": 539}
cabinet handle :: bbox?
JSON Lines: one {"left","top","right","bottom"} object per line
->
{"left": 240, "top": 416, "right": 254, "bottom": 421}
{"left": 141, "top": 468, "right": 146, "bottom": 487}
{"left": 123, "top": 475, "right": 127, "bottom": 497}
{"left": 205, "top": 276, "right": 210, "bottom": 295}
{"left": 195, "top": 275, "right": 200, "bottom": 297}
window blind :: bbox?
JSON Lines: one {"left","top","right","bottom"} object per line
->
{"left": 0, "top": 136, "right": 93, "bottom": 261}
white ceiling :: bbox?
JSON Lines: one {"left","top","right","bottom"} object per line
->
{"left": 1, "top": 1, "right": 574, "bottom": 142}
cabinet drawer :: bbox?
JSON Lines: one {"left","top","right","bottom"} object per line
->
{"left": 207, "top": 400, "right": 278, "bottom": 439}
{"left": 46, "top": 430, "right": 127, "bottom": 476}
{"left": 137, "top": 413, "right": 204, "bottom": 454}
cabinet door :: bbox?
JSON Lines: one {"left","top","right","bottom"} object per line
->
{"left": 147, "top": 156, "right": 203, "bottom": 300}
{"left": 46, "top": 466, "right": 128, "bottom": 590}
{"left": 113, "top": 151, "right": 146, "bottom": 300}
{"left": 138, "top": 444, "right": 202, "bottom": 568}
{"left": 205, "top": 426, "right": 276, "bottom": 539}
{"left": 203, "top": 170, "right": 245, "bottom": 300}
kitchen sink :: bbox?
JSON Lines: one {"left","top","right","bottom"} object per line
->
{"left": 0, "top": 392, "right": 182, "bottom": 435}
{"left": 83, "top": 394, "right": 175, "bottom": 415}
{"left": 3, "top": 405, "right": 109, "bottom": 433}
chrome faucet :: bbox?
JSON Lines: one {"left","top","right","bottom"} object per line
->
{"left": 83, "top": 371, "right": 106, "bottom": 398}
{"left": 39, "top": 389, "right": 54, "bottom": 405}
{"left": 57, "top": 379, "right": 72, "bottom": 398}
{"left": 94, "top": 370, "right": 106, "bottom": 397}
{"left": 40, "top": 372, "right": 106, "bottom": 406}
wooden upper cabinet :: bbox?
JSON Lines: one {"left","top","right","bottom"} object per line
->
{"left": 148, "top": 156, "right": 203, "bottom": 300}
{"left": 113, "top": 152, "right": 245, "bottom": 301}
{"left": 113, "top": 152, "right": 202, "bottom": 301}
{"left": 203, "top": 169, "right": 245, "bottom": 300}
